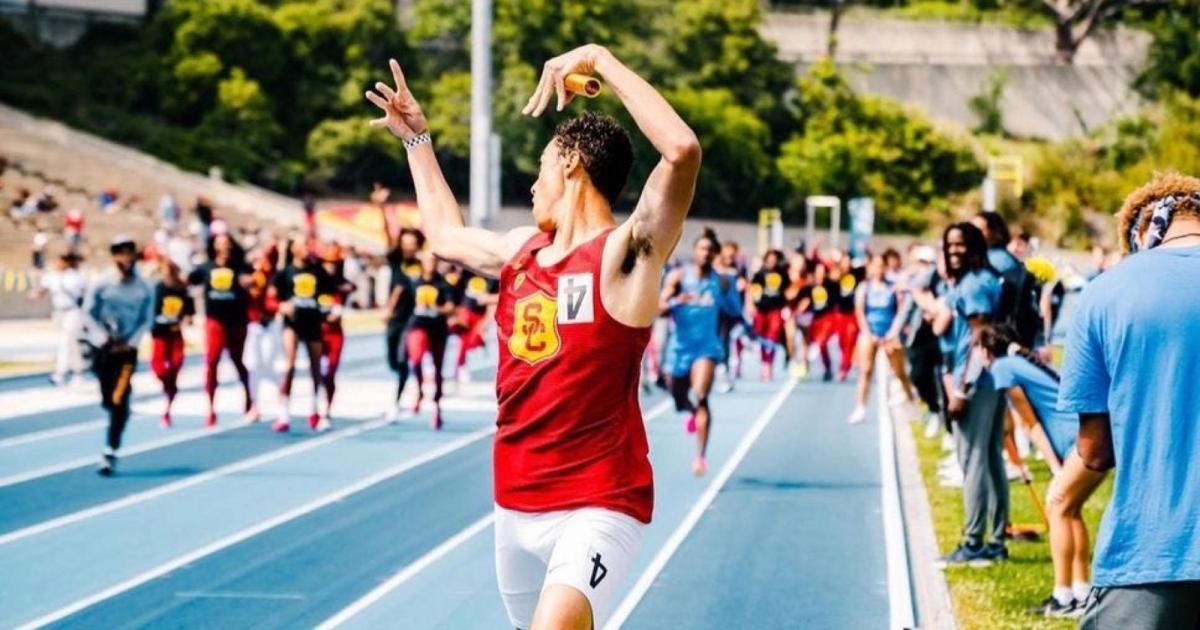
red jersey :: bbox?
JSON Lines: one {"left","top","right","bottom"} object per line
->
{"left": 493, "top": 229, "right": 654, "bottom": 523}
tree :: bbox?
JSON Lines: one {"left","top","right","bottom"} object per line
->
{"left": 968, "top": 69, "right": 1008, "bottom": 135}
{"left": 1134, "top": 0, "right": 1200, "bottom": 98}
{"left": 777, "top": 61, "right": 983, "bottom": 232}
{"left": 1038, "top": 0, "right": 1163, "bottom": 64}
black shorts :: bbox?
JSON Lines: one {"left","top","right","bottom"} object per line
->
{"left": 284, "top": 313, "right": 323, "bottom": 342}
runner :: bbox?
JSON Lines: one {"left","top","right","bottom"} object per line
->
{"left": 973, "top": 323, "right": 1105, "bottom": 618}
{"left": 806, "top": 261, "right": 839, "bottom": 381}
{"left": 848, "top": 254, "right": 916, "bottom": 424}
{"left": 188, "top": 229, "right": 254, "bottom": 427}
{"left": 783, "top": 251, "right": 811, "bottom": 379}
{"left": 830, "top": 253, "right": 862, "bottom": 382}
{"left": 714, "top": 240, "right": 748, "bottom": 388}
{"left": 383, "top": 244, "right": 416, "bottom": 422}
{"left": 318, "top": 244, "right": 356, "bottom": 427}
{"left": 366, "top": 42, "right": 701, "bottom": 629}
{"left": 747, "top": 249, "right": 787, "bottom": 381}
{"left": 451, "top": 268, "right": 499, "bottom": 383}
{"left": 149, "top": 258, "right": 194, "bottom": 428}
{"left": 84, "top": 235, "right": 153, "bottom": 477}
{"left": 405, "top": 251, "right": 454, "bottom": 429}
{"left": 274, "top": 236, "right": 333, "bottom": 433}
{"left": 660, "top": 229, "right": 740, "bottom": 476}
{"left": 244, "top": 240, "right": 282, "bottom": 419}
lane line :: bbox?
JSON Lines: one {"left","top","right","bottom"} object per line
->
{"left": 12, "top": 426, "right": 497, "bottom": 630}
{"left": 876, "top": 355, "right": 916, "bottom": 630}
{"left": 0, "top": 421, "right": 105, "bottom": 450}
{"left": 174, "top": 591, "right": 307, "bottom": 600}
{"left": 313, "top": 515, "right": 496, "bottom": 630}
{"left": 313, "top": 398, "right": 674, "bottom": 630}
{"left": 603, "top": 379, "right": 797, "bottom": 630}
{"left": 0, "top": 415, "right": 402, "bottom": 546}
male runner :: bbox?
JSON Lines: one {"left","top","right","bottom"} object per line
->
{"left": 367, "top": 43, "right": 700, "bottom": 630}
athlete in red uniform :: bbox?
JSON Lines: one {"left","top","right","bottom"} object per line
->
{"left": 318, "top": 244, "right": 355, "bottom": 427}
{"left": 368, "top": 44, "right": 700, "bottom": 630}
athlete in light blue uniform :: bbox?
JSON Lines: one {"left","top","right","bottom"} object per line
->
{"left": 660, "top": 230, "right": 741, "bottom": 476}
{"left": 849, "top": 254, "right": 917, "bottom": 424}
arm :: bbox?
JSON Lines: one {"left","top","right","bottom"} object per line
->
{"left": 854, "top": 287, "right": 868, "bottom": 335}
{"left": 1040, "top": 282, "right": 1055, "bottom": 342}
{"left": 1077, "top": 413, "right": 1115, "bottom": 472}
{"left": 524, "top": 45, "right": 700, "bottom": 326}
{"left": 1006, "top": 385, "right": 1063, "bottom": 472}
{"left": 366, "top": 60, "right": 536, "bottom": 277}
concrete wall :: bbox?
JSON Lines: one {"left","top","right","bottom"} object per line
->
{"left": 762, "top": 13, "right": 1150, "bottom": 139}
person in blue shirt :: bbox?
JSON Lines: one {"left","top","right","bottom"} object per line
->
{"left": 848, "top": 254, "right": 917, "bottom": 424}
{"left": 1060, "top": 173, "right": 1200, "bottom": 629}
{"left": 84, "top": 235, "right": 154, "bottom": 476}
{"left": 914, "top": 222, "right": 1007, "bottom": 566}
{"left": 660, "top": 229, "right": 741, "bottom": 476}
{"left": 977, "top": 323, "right": 1108, "bottom": 619}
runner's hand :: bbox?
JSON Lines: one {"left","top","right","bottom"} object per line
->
{"left": 366, "top": 59, "right": 428, "bottom": 141}
{"left": 522, "top": 44, "right": 606, "bottom": 117}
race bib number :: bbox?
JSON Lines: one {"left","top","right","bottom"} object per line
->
{"left": 556, "top": 273, "right": 593, "bottom": 325}
{"left": 293, "top": 273, "right": 317, "bottom": 299}
{"left": 161, "top": 295, "right": 183, "bottom": 320}
{"left": 509, "top": 292, "right": 560, "bottom": 364}
{"left": 210, "top": 268, "right": 234, "bottom": 292}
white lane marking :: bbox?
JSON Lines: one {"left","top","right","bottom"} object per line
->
{"left": 12, "top": 426, "right": 496, "bottom": 630}
{"left": 876, "top": 355, "right": 916, "bottom": 630}
{"left": 0, "top": 421, "right": 105, "bottom": 450}
{"left": 174, "top": 591, "right": 306, "bottom": 600}
{"left": 0, "top": 415, "right": 403, "bottom": 546}
{"left": 314, "top": 399, "right": 674, "bottom": 630}
{"left": 312, "top": 515, "right": 496, "bottom": 630}
{"left": 603, "top": 379, "right": 797, "bottom": 630}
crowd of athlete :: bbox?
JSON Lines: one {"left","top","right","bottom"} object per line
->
{"left": 79, "top": 213, "right": 498, "bottom": 477}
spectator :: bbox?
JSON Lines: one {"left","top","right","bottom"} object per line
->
{"left": 31, "top": 224, "right": 49, "bottom": 270}
{"left": 896, "top": 244, "right": 943, "bottom": 435}
{"left": 158, "top": 193, "right": 181, "bottom": 231}
{"left": 914, "top": 222, "right": 1007, "bottom": 566}
{"left": 195, "top": 196, "right": 215, "bottom": 246}
{"left": 33, "top": 250, "right": 88, "bottom": 386}
{"left": 63, "top": 207, "right": 84, "bottom": 252}
{"left": 1060, "top": 173, "right": 1200, "bottom": 629}
{"left": 99, "top": 187, "right": 119, "bottom": 214}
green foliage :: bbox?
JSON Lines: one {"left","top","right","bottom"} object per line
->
{"left": 306, "top": 115, "right": 407, "bottom": 190}
{"left": 777, "top": 61, "right": 984, "bottom": 232}
{"left": 969, "top": 69, "right": 1008, "bottom": 136}
{"left": 1026, "top": 94, "right": 1200, "bottom": 248}
{"left": 1135, "top": 0, "right": 1200, "bottom": 99}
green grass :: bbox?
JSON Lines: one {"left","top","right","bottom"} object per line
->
{"left": 912, "top": 422, "right": 1113, "bottom": 630}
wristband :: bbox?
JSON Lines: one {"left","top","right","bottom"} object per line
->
{"left": 403, "top": 132, "right": 431, "bottom": 151}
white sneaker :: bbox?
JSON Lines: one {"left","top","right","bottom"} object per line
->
{"left": 924, "top": 413, "right": 941, "bottom": 438}
{"left": 940, "top": 434, "right": 956, "bottom": 452}
{"left": 315, "top": 416, "right": 332, "bottom": 432}
{"left": 848, "top": 405, "right": 867, "bottom": 424}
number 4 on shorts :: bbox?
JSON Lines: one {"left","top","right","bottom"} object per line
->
{"left": 589, "top": 552, "right": 607, "bottom": 588}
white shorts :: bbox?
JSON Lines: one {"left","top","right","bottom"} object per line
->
{"left": 494, "top": 504, "right": 645, "bottom": 630}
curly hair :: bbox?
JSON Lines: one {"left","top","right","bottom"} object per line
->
{"left": 1116, "top": 172, "right": 1200, "bottom": 253}
{"left": 554, "top": 112, "right": 634, "bottom": 207}
{"left": 976, "top": 323, "right": 1060, "bottom": 383}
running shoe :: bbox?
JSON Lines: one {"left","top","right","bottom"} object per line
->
{"left": 935, "top": 542, "right": 993, "bottom": 568}
{"left": 984, "top": 542, "right": 1009, "bottom": 562}
{"left": 691, "top": 456, "right": 708, "bottom": 476}
{"left": 848, "top": 405, "right": 867, "bottom": 424}
{"left": 160, "top": 412, "right": 172, "bottom": 430}
{"left": 924, "top": 412, "right": 941, "bottom": 438}
{"left": 97, "top": 452, "right": 116, "bottom": 477}
{"left": 315, "top": 416, "right": 332, "bottom": 433}
{"left": 790, "top": 361, "right": 808, "bottom": 380}
{"left": 431, "top": 406, "right": 443, "bottom": 431}
{"left": 308, "top": 413, "right": 320, "bottom": 431}
{"left": 684, "top": 413, "right": 697, "bottom": 434}
{"left": 837, "top": 369, "right": 851, "bottom": 382}
{"left": 244, "top": 404, "right": 261, "bottom": 424}
{"left": 273, "top": 419, "right": 290, "bottom": 433}
{"left": 1028, "top": 596, "right": 1077, "bottom": 618}
{"left": 823, "top": 370, "right": 834, "bottom": 382}
{"left": 716, "top": 380, "right": 733, "bottom": 394}
{"left": 205, "top": 412, "right": 217, "bottom": 429}
{"left": 761, "top": 364, "right": 773, "bottom": 382}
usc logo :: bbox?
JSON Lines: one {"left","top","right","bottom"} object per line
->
{"left": 161, "top": 296, "right": 183, "bottom": 319}
{"left": 840, "top": 274, "right": 857, "bottom": 296}
{"left": 415, "top": 285, "right": 439, "bottom": 308}
{"left": 812, "top": 286, "right": 829, "bottom": 309}
{"left": 467, "top": 276, "right": 488, "bottom": 298}
{"left": 765, "top": 272, "right": 782, "bottom": 293}
{"left": 508, "top": 292, "right": 560, "bottom": 365}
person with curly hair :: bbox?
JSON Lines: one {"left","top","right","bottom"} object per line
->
{"left": 1060, "top": 172, "right": 1200, "bottom": 629}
